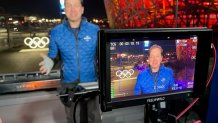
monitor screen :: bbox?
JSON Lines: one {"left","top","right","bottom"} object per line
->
{"left": 98, "top": 28, "right": 212, "bottom": 111}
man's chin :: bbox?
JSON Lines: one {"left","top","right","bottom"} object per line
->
{"left": 150, "top": 66, "right": 160, "bottom": 71}
{"left": 151, "top": 65, "right": 159, "bottom": 68}
{"left": 68, "top": 17, "right": 81, "bottom": 22}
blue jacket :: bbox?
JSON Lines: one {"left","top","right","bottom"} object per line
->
{"left": 134, "top": 65, "right": 175, "bottom": 95}
{"left": 48, "top": 18, "right": 100, "bottom": 83}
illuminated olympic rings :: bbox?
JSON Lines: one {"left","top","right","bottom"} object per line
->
{"left": 116, "top": 69, "right": 134, "bottom": 79}
{"left": 24, "top": 37, "right": 50, "bottom": 49}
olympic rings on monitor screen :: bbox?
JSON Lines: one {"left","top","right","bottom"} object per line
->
{"left": 116, "top": 69, "right": 134, "bottom": 79}
{"left": 24, "top": 37, "right": 50, "bottom": 49}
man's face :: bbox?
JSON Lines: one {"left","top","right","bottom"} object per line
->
{"left": 65, "top": 0, "right": 84, "bottom": 22}
{"left": 148, "top": 48, "right": 163, "bottom": 71}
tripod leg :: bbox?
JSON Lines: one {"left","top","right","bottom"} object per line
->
{"left": 80, "top": 99, "right": 88, "bottom": 123}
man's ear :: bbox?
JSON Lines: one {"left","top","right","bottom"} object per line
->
{"left": 81, "top": 6, "right": 84, "bottom": 15}
{"left": 160, "top": 55, "right": 163, "bottom": 61}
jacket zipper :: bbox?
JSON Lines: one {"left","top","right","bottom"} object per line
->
{"left": 150, "top": 69, "right": 159, "bottom": 93}
{"left": 72, "top": 28, "right": 80, "bottom": 82}
{"left": 75, "top": 33, "right": 80, "bottom": 82}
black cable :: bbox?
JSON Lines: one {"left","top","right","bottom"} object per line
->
{"left": 73, "top": 94, "right": 84, "bottom": 123}
{"left": 72, "top": 90, "right": 100, "bottom": 123}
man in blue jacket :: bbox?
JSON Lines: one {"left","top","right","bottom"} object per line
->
{"left": 39, "top": 0, "right": 101, "bottom": 122}
{"left": 134, "top": 44, "right": 175, "bottom": 95}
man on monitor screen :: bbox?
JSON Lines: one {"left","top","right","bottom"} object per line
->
{"left": 134, "top": 44, "right": 175, "bottom": 95}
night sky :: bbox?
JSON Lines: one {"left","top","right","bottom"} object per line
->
{"left": 0, "top": 0, "right": 107, "bottom": 18}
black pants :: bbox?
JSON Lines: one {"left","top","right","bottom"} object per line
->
{"left": 64, "top": 96, "right": 102, "bottom": 123}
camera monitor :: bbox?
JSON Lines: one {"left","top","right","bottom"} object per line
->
{"left": 98, "top": 28, "right": 212, "bottom": 112}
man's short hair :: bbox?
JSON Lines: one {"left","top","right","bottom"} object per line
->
{"left": 65, "top": 0, "right": 84, "bottom": 6}
{"left": 148, "top": 44, "right": 163, "bottom": 56}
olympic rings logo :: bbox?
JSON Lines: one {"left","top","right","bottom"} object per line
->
{"left": 24, "top": 37, "right": 50, "bottom": 49}
{"left": 116, "top": 69, "right": 134, "bottom": 79}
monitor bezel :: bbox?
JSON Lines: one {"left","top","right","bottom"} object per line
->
{"left": 98, "top": 28, "right": 212, "bottom": 112}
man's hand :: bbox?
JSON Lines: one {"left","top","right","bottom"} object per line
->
{"left": 39, "top": 53, "right": 54, "bottom": 75}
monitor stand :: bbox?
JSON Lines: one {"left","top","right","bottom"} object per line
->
{"left": 144, "top": 101, "right": 176, "bottom": 123}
